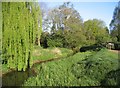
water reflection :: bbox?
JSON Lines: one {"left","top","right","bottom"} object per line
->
{"left": 2, "top": 68, "right": 37, "bottom": 87}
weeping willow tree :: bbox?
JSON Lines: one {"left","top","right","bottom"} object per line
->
{"left": 2, "top": 2, "right": 42, "bottom": 71}
{"left": 32, "top": 2, "right": 42, "bottom": 46}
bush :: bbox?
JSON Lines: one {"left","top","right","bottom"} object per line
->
{"left": 41, "top": 30, "right": 87, "bottom": 49}
{"left": 40, "top": 31, "right": 64, "bottom": 48}
{"left": 101, "top": 69, "right": 120, "bottom": 86}
{"left": 47, "top": 37, "right": 63, "bottom": 47}
{"left": 63, "top": 30, "right": 86, "bottom": 49}
{"left": 23, "top": 51, "right": 93, "bottom": 86}
{"left": 40, "top": 32, "right": 49, "bottom": 48}
{"left": 114, "top": 42, "right": 120, "bottom": 50}
{"left": 23, "top": 49, "right": 118, "bottom": 86}
{"left": 71, "top": 49, "right": 119, "bottom": 86}
{"left": 80, "top": 44, "right": 104, "bottom": 52}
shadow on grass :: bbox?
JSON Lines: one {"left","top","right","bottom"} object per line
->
{"left": 100, "top": 69, "right": 120, "bottom": 86}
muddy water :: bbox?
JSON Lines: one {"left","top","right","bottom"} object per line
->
{"left": 2, "top": 52, "right": 75, "bottom": 87}
{"left": 2, "top": 68, "right": 37, "bottom": 87}
{"left": 2, "top": 58, "right": 61, "bottom": 87}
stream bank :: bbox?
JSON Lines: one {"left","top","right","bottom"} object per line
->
{"left": 2, "top": 52, "right": 75, "bottom": 87}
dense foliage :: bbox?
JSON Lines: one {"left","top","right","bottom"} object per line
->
{"left": 72, "top": 49, "right": 119, "bottom": 86}
{"left": 2, "top": 1, "right": 119, "bottom": 87}
{"left": 47, "top": 30, "right": 65, "bottom": 48}
{"left": 84, "top": 19, "right": 111, "bottom": 45}
{"left": 23, "top": 51, "right": 92, "bottom": 86}
{"left": 2, "top": 2, "right": 42, "bottom": 71}
{"left": 41, "top": 2, "right": 86, "bottom": 49}
{"left": 110, "top": 1, "right": 120, "bottom": 42}
{"left": 23, "top": 49, "right": 119, "bottom": 86}
{"left": 41, "top": 3, "right": 111, "bottom": 49}
{"left": 41, "top": 19, "right": 110, "bottom": 49}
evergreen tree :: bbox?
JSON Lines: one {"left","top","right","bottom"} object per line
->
{"left": 110, "top": 1, "right": 120, "bottom": 42}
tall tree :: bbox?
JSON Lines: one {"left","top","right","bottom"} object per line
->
{"left": 43, "top": 2, "right": 83, "bottom": 33}
{"left": 0, "top": 2, "right": 2, "bottom": 57}
{"left": 2, "top": 2, "right": 42, "bottom": 71}
{"left": 110, "top": 1, "right": 120, "bottom": 42}
{"left": 84, "top": 19, "right": 111, "bottom": 45}
{"left": 43, "top": 2, "right": 86, "bottom": 50}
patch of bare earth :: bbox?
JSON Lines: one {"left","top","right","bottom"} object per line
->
{"left": 51, "top": 48, "right": 62, "bottom": 55}
{"left": 109, "top": 50, "right": 120, "bottom": 53}
{"left": 32, "top": 49, "right": 41, "bottom": 56}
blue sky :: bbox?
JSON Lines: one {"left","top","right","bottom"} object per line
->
{"left": 45, "top": 2, "right": 118, "bottom": 30}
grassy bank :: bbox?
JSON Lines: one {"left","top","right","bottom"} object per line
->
{"left": 2, "top": 47, "right": 73, "bottom": 74}
{"left": 32, "top": 47, "right": 73, "bottom": 61}
{"left": 23, "top": 49, "right": 119, "bottom": 86}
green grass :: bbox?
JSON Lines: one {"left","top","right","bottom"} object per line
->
{"left": 23, "top": 51, "right": 93, "bottom": 86}
{"left": 71, "top": 49, "right": 119, "bottom": 86}
{"left": 2, "top": 47, "right": 73, "bottom": 74}
{"left": 2, "top": 64, "right": 10, "bottom": 74}
{"left": 32, "top": 47, "right": 73, "bottom": 61}
{"left": 23, "top": 49, "right": 119, "bottom": 86}
{"left": 2, "top": 48, "right": 119, "bottom": 86}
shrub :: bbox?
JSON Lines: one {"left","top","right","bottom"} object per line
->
{"left": 101, "top": 69, "right": 120, "bottom": 86}
{"left": 71, "top": 49, "right": 119, "bottom": 86}
{"left": 114, "top": 42, "right": 120, "bottom": 50}
{"left": 80, "top": 44, "right": 104, "bottom": 52}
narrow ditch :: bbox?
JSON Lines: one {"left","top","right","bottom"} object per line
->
{"left": 2, "top": 51, "right": 76, "bottom": 87}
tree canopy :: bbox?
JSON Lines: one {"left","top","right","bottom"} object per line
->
{"left": 40, "top": 2, "right": 111, "bottom": 51}
{"left": 110, "top": 1, "right": 120, "bottom": 42}
{"left": 84, "top": 19, "right": 111, "bottom": 45}
{"left": 2, "top": 2, "right": 42, "bottom": 71}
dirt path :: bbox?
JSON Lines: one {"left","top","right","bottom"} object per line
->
{"left": 109, "top": 50, "right": 120, "bottom": 53}
{"left": 33, "top": 57, "right": 60, "bottom": 65}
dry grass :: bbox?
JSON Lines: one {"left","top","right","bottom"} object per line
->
{"left": 109, "top": 50, "right": 120, "bottom": 54}
{"left": 51, "top": 48, "right": 62, "bottom": 55}
{"left": 32, "top": 49, "right": 41, "bottom": 56}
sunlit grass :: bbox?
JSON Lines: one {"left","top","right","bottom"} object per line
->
{"left": 23, "top": 49, "right": 119, "bottom": 86}
{"left": 2, "top": 47, "right": 73, "bottom": 74}
{"left": 32, "top": 47, "right": 73, "bottom": 61}
{"left": 23, "top": 51, "right": 93, "bottom": 86}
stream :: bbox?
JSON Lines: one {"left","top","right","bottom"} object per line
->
{"left": 2, "top": 52, "right": 75, "bottom": 87}
{"left": 2, "top": 66, "right": 37, "bottom": 87}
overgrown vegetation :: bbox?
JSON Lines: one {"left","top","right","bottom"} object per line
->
{"left": 2, "top": 1, "right": 120, "bottom": 87}
{"left": 2, "top": 47, "right": 73, "bottom": 74}
{"left": 23, "top": 51, "right": 92, "bottom": 86}
{"left": 41, "top": 3, "right": 111, "bottom": 50}
{"left": 110, "top": 2, "right": 120, "bottom": 42}
{"left": 71, "top": 49, "right": 119, "bottom": 86}
{"left": 23, "top": 49, "right": 119, "bottom": 86}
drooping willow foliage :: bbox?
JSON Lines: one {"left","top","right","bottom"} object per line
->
{"left": 2, "top": 2, "right": 42, "bottom": 71}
